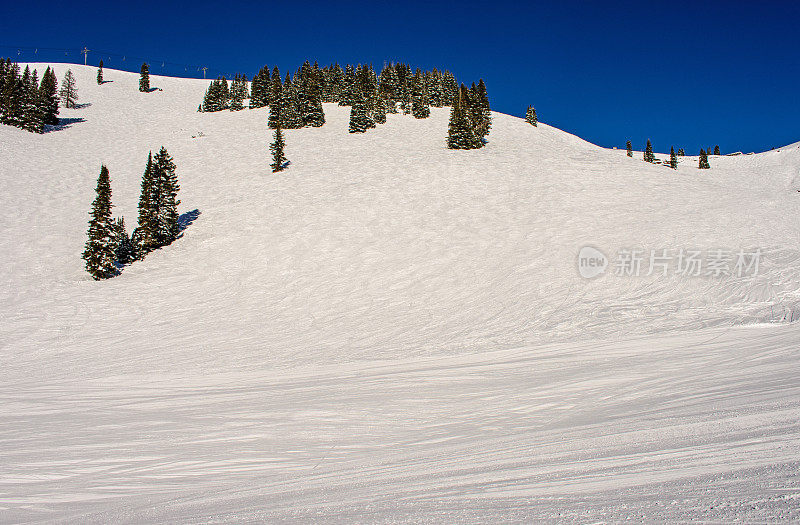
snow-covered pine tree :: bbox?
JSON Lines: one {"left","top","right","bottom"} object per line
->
{"left": 270, "top": 125, "right": 287, "bottom": 172}
{"left": 669, "top": 146, "right": 678, "bottom": 169}
{"left": 339, "top": 65, "right": 357, "bottom": 106}
{"left": 152, "top": 147, "right": 181, "bottom": 246}
{"left": 97, "top": 60, "right": 103, "bottom": 85}
{"left": 411, "top": 69, "right": 430, "bottom": 119}
{"left": 0, "top": 61, "right": 24, "bottom": 128}
{"left": 139, "top": 63, "right": 150, "bottom": 92}
{"left": 626, "top": 140, "right": 633, "bottom": 157}
{"left": 82, "top": 165, "right": 118, "bottom": 280}
{"left": 373, "top": 95, "right": 387, "bottom": 124}
{"left": 698, "top": 149, "right": 710, "bottom": 169}
{"left": 644, "top": 139, "right": 655, "bottom": 163}
{"left": 442, "top": 70, "right": 458, "bottom": 105}
{"left": 349, "top": 92, "right": 370, "bottom": 133}
{"left": 268, "top": 72, "right": 283, "bottom": 129}
{"left": 59, "top": 69, "right": 78, "bottom": 109}
{"left": 526, "top": 105, "right": 538, "bottom": 126}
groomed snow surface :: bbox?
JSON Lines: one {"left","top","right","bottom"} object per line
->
{"left": 1, "top": 64, "right": 799, "bottom": 522}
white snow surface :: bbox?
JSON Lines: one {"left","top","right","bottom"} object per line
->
{"left": 1, "top": 64, "right": 799, "bottom": 522}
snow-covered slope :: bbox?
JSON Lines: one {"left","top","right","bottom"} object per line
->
{"left": 1, "top": 64, "right": 799, "bottom": 522}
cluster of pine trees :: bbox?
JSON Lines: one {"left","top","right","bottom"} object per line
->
{"left": 83, "top": 148, "right": 182, "bottom": 279}
{"left": 629, "top": 139, "right": 711, "bottom": 169}
{"left": 201, "top": 74, "right": 250, "bottom": 112}
{"left": 199, "top": 61, "right": 484, "bottom": 135}
{"left": 0, "top": 58, "right": 62, "bottom": 133}
{"left": 446, "top": 82, "right": 491, "bottom": 149}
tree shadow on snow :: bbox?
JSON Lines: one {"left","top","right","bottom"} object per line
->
{"left": 43, "top": 118, "right": 86, "bottom": 133}
{"left": 73, "top": 102, "right": 92, "bottom": 109}
{"left": 178, "top": 209, "right": 201, "bottom": 236}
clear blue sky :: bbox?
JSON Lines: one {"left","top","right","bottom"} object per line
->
{"left": 3, "top": 0, "right": 798, "bottom": 153}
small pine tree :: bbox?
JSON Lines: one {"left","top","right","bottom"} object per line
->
{"left": 669, "top": 146, "right": 677, "bottom": 169}
{"left": 525, "top": 105, "right": 538, "bottom": 126}
{"left": 270, "top": 125, "right": 287, "bottom": 172}
{"left": 644, "top": 139, "right": 655, "bottom": 163}
{"left": 626, "top": 140, "right": 633, "bottom": 157}
{"left": 714, "top": 145, "right": 720, "bottom": 155}
{"left": 678, "top": 148, "right": 685, "bottom": 156}
{"left": 59, "top": 69, "right": 78, "bottom": 109}
{"left": 82, "top": 165, "right": 118, "bottom": 280}
{"left": 97, "top": 59, "right": 104, "bottom": 85}
{"left": 112, "top": 217, "right": 137, "bottom": 264}
{"left": 699, "top": 149, "right": 710, "bottom": 169}
{"left": 139, "top": 63, "right": 150, "bottom": 92}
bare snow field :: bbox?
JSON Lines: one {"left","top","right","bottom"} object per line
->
{"left": 1, "top": 65, "right": 799, "bottom": 522}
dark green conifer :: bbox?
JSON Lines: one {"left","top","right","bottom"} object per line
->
{"left": 411, "top": 69, "right": 430, "bottom": 119}
{"left": 112, "top": 217, "right": 137, "bottom": 264}
{"left": 714, "top": 145, "right": 720, "bottom": 155}
{"left": 59, "top": 69, "right": 78, "bottom": 109}
{"left": 136, "top": 152, "right": 159, "bottom": 254}
{"left": 669, "top": 146, "right": 678, "bottom": 169}
{"left": 526, "top": 105, "right": 538, "bottom": 126}
{"left": 82, "top": 165, "right": 118, "bottom": 280}
{"left": 270, "top": 125, "right": 287, "bottom": 172}
{"left": 152, "top": 147, "right": 181, "bottom": 246}
{"left": 97, "top": 60, "right": 104, "bottom": 85}
{"left": 348, "top": 93, "right": 370, "bottom": 133}
{"left": 139, "top": 63, "right": 150, "bottom": 92}
{"left": 678, "top": 148, "right": 685, "bottom": 156}
{"left": 644, "top": 139, "right": 655, "bottom": 163}
{"left": 626, "top": 140, "right": 633, "bottom": 157}
{"left": 699, "top": 149, "right": 710, "bottom": 169}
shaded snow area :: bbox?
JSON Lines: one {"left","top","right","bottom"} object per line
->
{"left": 1, "top": 64, "right": 799, "bottom": 522}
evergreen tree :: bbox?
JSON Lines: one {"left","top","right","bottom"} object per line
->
{"left": 348, "top": 93, "right": 370, "bottom": 133}
{"left": 136, "top": 152, "right": 159, "bottom": 254}
{"left": 152, "top": 147, "right": 181, "bottom": 246}
{"left": 714, "top": 145, "right": 720, "bottom": 155}
{"left": 473, "top": 79, "right": 491, "bottom": 138}
{"left": 82, "top": 165, "right": 118, "bottom": 280}
{"left": 280, "top": 73, "right": 302, "bottom": 128}
{"left": 59, "top": 69, "right": 78, "bottom": 109}
{"left": 526, "top": 105, "right": 538, "bottom": 126}
{"left": 678, "top": 148, "right": 685, "bottom": 156}
{"left": 1, "top": 61, "right": 24, "bottom": 128}
{"left": 626, "top": 140, "right": 633, "bottom": 157}
{"left": 270, "top": 125, "right": 287, "bottom": 172}
{"left": 139, "top": 63, "right": 150, "bottom": 92}
{"left": 268, "top": 71, "right": 283, "bottom": 129}
{"left": 447, "top": 86, "right": 481, "bottom": 149}
{"left": 373, "top": 95, "right": 388, "bottom": 124}
{"left": 97, "top": 59, "right": 103, "bottom": 85}
{"left": 669, "top": 146, "right": 678, "bottom": 169}
{"left": 644, "top": 139, "right": 655, "bottom": 163}
{"left": 229, "top": 74, "right": 245, "bottom": 111}
{"left": 698, "top": 149, "right": 710, "bottom": 169}
{"left": 112, "top": 217, "right": 137, "bottom": 264}
{"left": 21, "top": 67, "right": 43, "bottom": 133}
{"left": 298, "top": 61, "right": 325, "bottom": 127}
{"left": 442, "top": 70, "right": 458, "bottom": 105}
{"left": 411, "top": 69, "right": 430, "bottom": 119}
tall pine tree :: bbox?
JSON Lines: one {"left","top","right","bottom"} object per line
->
{"left": 644, "top": 139, "right": 655, "bottom": 163}
{"left": 82, "top": 165, "right": 118, "bottom": 280}
{"left": 626, "top": 140, "right": 633, "bottom": 157}
{"left": 97, "top": 60, "right": 104, "bottom": 85}
{"left": 698, "top": 149, "right": 710, "bottom": 169}
{"left": 669, "top": 146, "right": 678, "bottom": 169}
